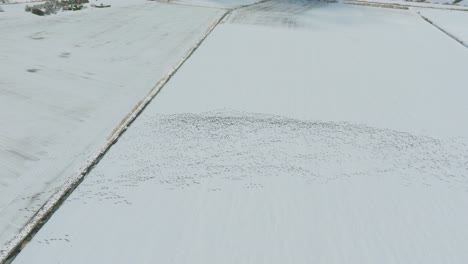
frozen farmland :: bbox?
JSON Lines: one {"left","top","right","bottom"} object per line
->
{"left": 1, "top": 0, "right": 468, "bottom": 263}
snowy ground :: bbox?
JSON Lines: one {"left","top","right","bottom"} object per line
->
{"left": 415, "top": 8, "right": 468, "bottom": 45}
{"left": 343, "top": 0, "right": 468, "bottom": 10}
{"left": 392, "top": 0, "right": 468, "bottom": 6}
{"left": 164, "top": 0, "right": 260, "bottom": 8}
{"left": 161, "top": 1, "right": 468, "bottom": 139}
{"left": 9, "top": 1, "right": 468, "bottom": 263}
{"left": 0, "top": 1, "right": 224, "bottom": 257}
{"left": 0, "top": 0, "right": 41, "bottom": 4}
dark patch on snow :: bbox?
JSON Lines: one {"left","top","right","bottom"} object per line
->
{"left": 36, "top": 234, "right": 71, "bottom": 245}
{"left": 29, "top": 32, "right": 47, "bottom": 40}
{"left": 67, "top": 111, "right": 468, "bottom": 206}
{"left": 59, "top": 52, "right": 71, "bottom": 58}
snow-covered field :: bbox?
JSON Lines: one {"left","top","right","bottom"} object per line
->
{"left": 343, "top": 0, "right": 468, "bottom": 10}
{"left": 416, "top": 8, "right": 468, "bottom": 45}
{"left": 10, "top": 1, "right": 468, "bottom": 263}
{"left": 402, "top": 0, "right": 468, "bottom": 6}
{"left": 163, "top": 2, "right": 468, "bottom": 139}
{"left": 0, "top": 1, "right": 224, "bottom": 257}
{"left": 165, "top": 0, "right": 259, "bottom": 8}
{"left": 0, "top": 0, "right": 41, "bottom": 4}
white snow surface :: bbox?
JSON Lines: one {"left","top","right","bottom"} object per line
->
{"left": 414, "top": 0, "right": 468, "bottom": 6}
{"left": 0, "top": 1, "right": 224, "bottom": 255}
{"left": 426, "top": 0, "right": 468, "bottom": 6}
{"left": 0, "top": 0, "right": 139, "bottom": 5}
{"left": 343, "top": 0, "right": 468, "bottom": 10}
{"left": 12, "top": 2, "right": 468, "bottom": 264}
{"left": 165, "top": 0, "right": 260, "bottom": 8}
{"left": 159, "top": 3, "right": 468, "bottom": 140}
{"left": 0, "top": 0, "right": 40, "bottom": 4}
{"left": 416, "top": 8, "right": 468, "bottom": 45}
